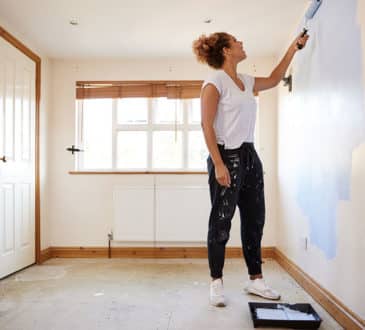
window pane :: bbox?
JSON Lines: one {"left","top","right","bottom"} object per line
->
{"left": 153, "top": 131, "right": 182, "bottom": 169}
{"left": 153, "top": 98, "right": 183, "bottom": 124}
{"left": 117, "top": 98, "right": 148, "bottom": 124}
{"left": 188, "top": 98, "right": 201, "bottom": 124}
{"left": 117, "top": 131, "right": 147, "bottom": 169}
{"left": 188, "top": 130, "right": 208, "bottom": 169}
{"left": 82, "top": 99, "right": 112, "bottom": 169}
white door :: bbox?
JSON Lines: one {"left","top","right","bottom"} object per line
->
{"left": 0, "top": 37, "right": 36, "bottom": 279}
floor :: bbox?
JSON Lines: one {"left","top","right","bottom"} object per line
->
{"left": 0, "top": 258, "right": 342, "bottom": 330}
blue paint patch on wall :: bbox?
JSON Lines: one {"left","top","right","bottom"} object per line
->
{"left": 290, "top": 0, "right": 365, "bottom": 258}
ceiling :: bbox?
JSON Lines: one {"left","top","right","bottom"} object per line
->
{"left": 0, "top": 0, "right": 309, "bottom": 59}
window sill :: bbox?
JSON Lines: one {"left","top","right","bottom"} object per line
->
{"left": 69, "top": 171, "right": 208, "bottom": 175}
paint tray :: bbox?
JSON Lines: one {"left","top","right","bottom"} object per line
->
{"left": 248, "top": 302, "right": 322, "bottom": 329}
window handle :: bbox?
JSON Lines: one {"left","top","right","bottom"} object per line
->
{"left": 1, "top": 156, "right": 6, "bottom": 163}
{"left": 66, "top": 145, "right": 84, "bottom": 155}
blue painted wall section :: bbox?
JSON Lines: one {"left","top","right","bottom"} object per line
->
{"left": 288, "top": 0, "right": 365, "bottom": 258}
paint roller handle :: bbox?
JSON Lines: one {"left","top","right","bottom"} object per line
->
{"left": 296, "top": 29, "right": 308, "bottom": 50}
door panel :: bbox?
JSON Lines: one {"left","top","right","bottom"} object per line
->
{"left": 4, "top": 59, "right": 14, "bottom": 160}
{"left": 0, "top": 37, "right": 36, "bottom": 279}
{"left": 3, "top": 183, "right": 15, "bottom": 253}
{"left": 20, "top": 183, "right": 31, "bottom": 247}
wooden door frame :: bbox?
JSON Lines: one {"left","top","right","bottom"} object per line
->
{"left": 0, "top": 25, "right": 42, "bottom": 264}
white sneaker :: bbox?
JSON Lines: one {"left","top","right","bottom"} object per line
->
{"left": 210, "top": 278, "right": 226, "bottom": 307}
{"left": 244, "top": 278, "right": 281, "bottom": 300}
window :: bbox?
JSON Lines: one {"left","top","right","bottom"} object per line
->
{"left": 76, "top": 93, "right": 207, "bottom": 171}
{"left": 75, "top": 81, "right": 260, "bottom": 173}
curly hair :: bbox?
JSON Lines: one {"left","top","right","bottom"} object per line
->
{"left": 192, "top": 32, "right": 232, "bottom": 69}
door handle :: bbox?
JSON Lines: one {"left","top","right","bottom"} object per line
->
{"left": 66, "top": 145, "right": 84, "bottom": 155}
{"left": 1, "top": 156, "right": 6, "bottom": 163}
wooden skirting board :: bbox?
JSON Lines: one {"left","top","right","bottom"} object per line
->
{"left": 42, "top": 246, "right": 275, "bottom": 259}
{"left": 39, "top": 247, "right": 52, "bottom": 263}
{"left": 274, "top": 248, "right": 365, "bottom": 330}
{"left": 40, "top": 246, "right": 365, "bottom": 330}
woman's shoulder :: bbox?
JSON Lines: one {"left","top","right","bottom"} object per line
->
{"left": 204, "top": 70, "right": 225, "bottom": 82}
{"left": 202, "top": 70, "right": 226, "bottom": 91}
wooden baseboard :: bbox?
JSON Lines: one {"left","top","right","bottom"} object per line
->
{"left": 46, "top": 246, "right": 275, "bottom": 259}
{"left": 39, "top": 247, "right": 52, "bottom": 263}
{"left": 274, "top": 248, "right": 365, "bottom": 330}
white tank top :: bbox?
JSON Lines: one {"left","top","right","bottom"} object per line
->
{"left": 202, "top": 70, "right": 257, "bottom": 149}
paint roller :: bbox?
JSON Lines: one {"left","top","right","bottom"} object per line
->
{"left": 297, "top": 0, "right": 322, "bottom": 49}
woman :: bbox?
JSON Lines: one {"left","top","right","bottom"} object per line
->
{"left": 192, "top": 31, "right": 309, "bottom": 307}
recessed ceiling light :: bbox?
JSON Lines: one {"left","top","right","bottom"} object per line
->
{"left": 204, "top": 19, "right": 212, "bottom": 24}
{"left": 69, "top": 19, "right": 79, "bottom": 26}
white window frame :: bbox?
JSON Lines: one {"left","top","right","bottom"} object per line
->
{"left": 75, "top": 97, "right": 204, "bottom": 172}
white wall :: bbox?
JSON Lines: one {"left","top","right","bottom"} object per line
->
{"left": 277, "top": 0, "right": 365, "bottom": 319}
{"left": 0, "top": 18, "right": 52, "bottom": 250}
{"left": 0, "top": 15, "right": 279, "bottom": 251}
{"left": 48, "top": 55, "right": 278, "bottom": 248}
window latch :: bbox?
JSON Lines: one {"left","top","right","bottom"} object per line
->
{"left": 66, "top": 145, "right": 84, "bottom": 155}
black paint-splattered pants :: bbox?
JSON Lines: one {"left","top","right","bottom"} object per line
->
{"left": 207, "top": 142, "right": 265, "bottom": 278}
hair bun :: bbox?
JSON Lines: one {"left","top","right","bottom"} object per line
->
{"left": 202, "top": 43, "right": 210, "bottom": 51}
{"left": 192, "top": 32, "right": 231, "bottom": 69}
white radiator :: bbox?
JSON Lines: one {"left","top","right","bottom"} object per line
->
{"left": 113, "top": 186, "right": 154, "bottom": 241}
{"left": 155, "top": 185, "right": 210, "bottom": 242}
{"left": 113, "top": 184, "right": 241, "bottom": 245}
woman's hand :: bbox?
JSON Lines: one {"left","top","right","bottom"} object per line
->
{"left": 215, "top": 163, "right": 231, "bottom": 187}
{"left": 294, "top": 32, "right": 310, "bottom": 51}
